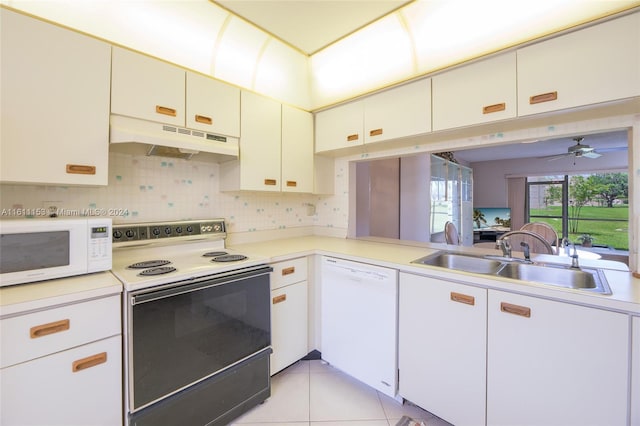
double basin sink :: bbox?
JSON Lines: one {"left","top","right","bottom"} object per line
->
{"left": 412, "top": 251, "right": 612, "bottom": 295}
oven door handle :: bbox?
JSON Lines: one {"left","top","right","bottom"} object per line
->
{"left": 131, "top": 265, "right": 273, "bottom": 305}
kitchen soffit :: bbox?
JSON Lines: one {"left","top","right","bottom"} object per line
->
{"left": 214, "top": 0, "right": 413, "bottom": 55}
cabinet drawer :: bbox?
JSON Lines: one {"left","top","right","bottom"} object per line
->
{"left": 1, "top": 295, "right": 120, "bottom": 368}
{"left": 270, "top": 257, "right": 307, "bottom": 290}
{"left": 1, "top": 335, "right": 122, "bottom": 426}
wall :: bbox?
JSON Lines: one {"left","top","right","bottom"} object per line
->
{"left": 0, "top": 152, "right": 343, "bottom": 237}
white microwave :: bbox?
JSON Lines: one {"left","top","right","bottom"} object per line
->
{"left": 0, "top": 218, "right": 112, "bottom": 287}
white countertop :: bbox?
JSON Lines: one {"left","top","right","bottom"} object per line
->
{"left": 2, "top": 236, "right": 638, "bottom": 317}
{"left": 230, "top": 236, "right": 640, "bottom": 315}
{"left": 0, "top": 271, "right": 122, "bottom": 318}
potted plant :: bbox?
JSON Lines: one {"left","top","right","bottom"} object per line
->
{"left": 577, "top": 234, "right": 594, "bottom": 247}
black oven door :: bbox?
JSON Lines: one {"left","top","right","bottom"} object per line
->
{"left": 127, "top": 265, "right": 272, "bottom": 411}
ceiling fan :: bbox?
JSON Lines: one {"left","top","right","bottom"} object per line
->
{"left": 541, "top": 136, "right": 621, "bottom": 161}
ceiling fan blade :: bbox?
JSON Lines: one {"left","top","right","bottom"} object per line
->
{"left": 543, "top": 153, "right": 571, "bottom": 161}
{"left": 581, "top": 151, "right": 602, "bottom": 159}
{"left": 596, "top": 146, "right": 627, "bottom": 153}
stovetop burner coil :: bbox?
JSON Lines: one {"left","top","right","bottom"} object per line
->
{"left": 138, "top": 266, "right": 177, "bottom": 276}
{"left": 128, "top": 260, "right": 172, "bottom": 269}
{"left": 202, "top": 251, "right": 228, "bottom": 257}
{"left": 211, "top": 254, "right": 248, "bottom": 262}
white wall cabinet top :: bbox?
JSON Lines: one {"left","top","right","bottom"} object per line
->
{"left": 186, "top": 71, "right": 240, "bottom": 137}
{"left": 432, "top": 52, "right": 516, "bottom": 131}
{"left": 1, "top": 8, "right": 111, "bottom": 186}
{"left": 517, "top": 12, "right": 640, "bottom": 116}
{"left": 315, "top": 101, "right": 365, "bottom": 153}
{"left": 282, "top": 105, "right": 314, "bottom": 193}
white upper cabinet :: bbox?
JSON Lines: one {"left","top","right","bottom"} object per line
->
{"left": 432, "top": 53, "right": 516, "bottom": 131}
{"left": 186, "top": 71, "right": 240, "bottom": 137}
{"left": 111, "top": 46, "right": 185, "bottom": 126}
{"left": 282, "top": 105, "right": 314, "bottom": 193}
{"left": 315, "top": 79, "right": 431, "bottom": 153}
{"left": 315, "top": 101, "right": 364, "bottom": 153}
{"left": 364, "top": 79, "right": 432, "bottom": 144}
{"left": 1, "top": 9, "right": 111, "bottom": 186}
{"left": 517, "top": 12, "right": 640, "bottom": 116}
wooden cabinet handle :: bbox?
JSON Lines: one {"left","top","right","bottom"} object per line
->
{"left": 66, "top": 164, "right": 96, "bottom": 175}
{"left": 450, "top": 292, "right": 475, "bottom": 306}
{"left": 264, "top": 179, "right": 277, "bottom": 186}
{"left": 156, "top": 105, "right": 177, "bottom": 117}
{"left": 30, "top": 319, "right": 70, "bottom": 338}
{"left": 72, "top": 352, "right": 107, "bottom": 373}
{"left": 346, "top": 134, "right": 359, "bottom": 142}
{"left": 529, "top": 91, "right": 558, "bottom": 105}
{"left": 482, "top": 103, "right": 506, "bottom": 114}
{"left": 286, "top": 181, "right": 297, "bottom": 187}
{"left": 369, "top": 128, "right": 383, "bottom": 137}
{"left": 282, "top": 266, "right": 295, "bottom": 276}
{"left": 272, "top": 294, "right": 287, "bottom": 304}
{"left": 500, "top": 302, "right": 531, "bottom": 318}
{"left": 195, "top": 114, "right": 212, "bottom": 125}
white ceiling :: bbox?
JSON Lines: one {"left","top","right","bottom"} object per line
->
{"left": 214, "top": 0, "right": 412, "bottom": 54}
{"left": 453, "top": 130, "right": 629, "bottom": 163}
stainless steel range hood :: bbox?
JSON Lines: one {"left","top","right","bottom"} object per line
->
{"left": 109, "top": 115, "right": 239, "bottom": 162}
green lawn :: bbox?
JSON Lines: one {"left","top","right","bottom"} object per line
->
{"left": 529, "top": 206, "right": 629, "bottom": 250}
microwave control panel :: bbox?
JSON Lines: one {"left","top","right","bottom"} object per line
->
{"left": 87, "top": 219, "right": 113, "bottom": 272}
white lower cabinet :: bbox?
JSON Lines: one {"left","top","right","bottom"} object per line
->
{"left": 1, "top": 336, "right": 122, "bottom": 426}
{"left": 631, "top": 316, "right": 640, "bottom": 426}
{"left": 399, "top": 273, "right": 487, "bottom": 426}
{"left": 270, "top": 258, "right": 309, "bottom": 375}
{"left": 0, "top": 294, "right": 122, "bottom": 426}
{"left": 487, "top": 290, "right": 629, "bottom": 426}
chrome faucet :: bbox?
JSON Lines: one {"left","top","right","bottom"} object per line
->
{"left": 496, "top": 237, "right": 511, "bottom": 258}
{"left": 570, "top": 242, "right": 580, "bottom": 269}
{"left": 520, "top": 241, "right": 532, "bottom": 263}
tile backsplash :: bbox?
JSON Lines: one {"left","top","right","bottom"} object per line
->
{"left": 0, "top": 152, "right": 347, "bottom": 235}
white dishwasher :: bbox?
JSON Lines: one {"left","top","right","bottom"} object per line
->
{"left": 320, "top": 256, "right": 398, "bottom": 397}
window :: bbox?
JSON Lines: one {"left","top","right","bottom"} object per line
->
{"left": 527, "top": 173, "right": 629, "bottom": 250}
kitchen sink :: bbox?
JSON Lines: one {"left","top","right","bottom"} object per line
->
{"left": 412, "top": 251, "right": 612, "bottom": 294}
{"left": 412, "top": 252, "right": 504, "bottom": 274}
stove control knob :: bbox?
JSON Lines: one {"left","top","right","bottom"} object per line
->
{"left": 113, "top": 230, "right": 123, "bottom": 240}
{"left": 175, "top": 226, "right": 182, "bottom": 234}
{"left": 152, "top": 227, "right": 161, "bottom": 237}
{"left": 164, "top": 227, "right": 172, "bottom": 236}
{"left": 186, "top": 225, "right": 194, "bottom": 234}
{"left": 213, "top": 224, "right": 222, "bottom": 232}
{"left": 125, "top": 229, "right": 135, "bottom": 239}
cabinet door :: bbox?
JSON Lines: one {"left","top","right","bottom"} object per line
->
{"left": 238, "top": 91, "right": 282, "bottom": 191}
{"left": 0, "top": 335, "right": 122, "bottom": 426}
{"left": 111, "top": 46, "right": 185, "bottom": 126}
{"left": 364, "top": 79, "right": 431, "bottom": 144}
{"left": 487, "top": 290, "right": 629, "bottom": 426}
{"left": 399, "top": 273, "right": 487, "bottom": 426}
{"left": 186, "top": 72, "right": 240, "bottom": 137}
{"left": 314, "top": 101, "right": 364, "bottom": 153}
{"left": 517, "top": 12, "right": 640, "bottom": 116}
{"left": 271, "top": 281, "right": 308, "bottom": 375}
{"left": 632, "top": 316, "right": 640, "bottom": 426}
{"left": 282, "top": 105, "right": 314, "bottom": 193}
{"left": 0, "top": 9, "right": 110, "bottom": 186}
{"left": 433, "top": 53, "right": 516, "bottom": 130}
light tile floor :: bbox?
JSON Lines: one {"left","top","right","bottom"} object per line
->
{"left": 231, "top": 360, "right": 453, "bottom": 426}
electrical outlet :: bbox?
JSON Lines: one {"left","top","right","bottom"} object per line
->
{"left": 306, "top": 203, "right": 316, "bottom": 216}
{"left": 42, "top": 201, "right": 63, "bottom": 217}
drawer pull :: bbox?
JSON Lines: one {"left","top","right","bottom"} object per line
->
{"left": 529, "top": 91, "right": 558, "bottom": 105}
{"left": 30, "top": 319, "right": 70, "bottom": 338}
{"left": 286, "top": 181, "right": 297, "bottom": 187}
{"left": 500, "top": 302, "right": 531, "bottom": 318}
{"left": 450, "top": 292, "right": 475, "bottom": 306}
{"left": 264, "top": 179, "right": 277, "bottom": 186}
{"left": 272, "top": 294, "right": 287, "bottom": 304}
{"left": 282, "top": 266, "right": 295, "bottom": 276}
{"left": 156, "top": 105, "right": 177, "bottom": 117}
{"left": 66, "top": 164, "right": 96, "bottom": 175}
{"left": 482, "top": 103, "right": 506, "bottom": 114}
{"left": 369, "top": 128, "right": 383, "bottom": 137}
{"left": 346, "top": 134, "right": 359, "bottom": 142}
{"left": 72, "top": 352, "right": 107, "bottom": 373}
{"left": 195, "top": 114, "right": 213, "bottom": 125}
